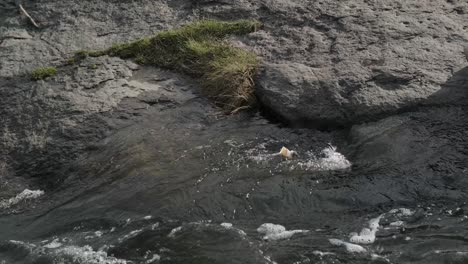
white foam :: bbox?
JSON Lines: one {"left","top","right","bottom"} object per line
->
{"left": 371, "top": 253, "right": 390, "bottom": 262}
{"left": 349, "top": 228, "right": 376, "bottom": 244}
{"left": 257, "top": 223, "right": 286, "bottom": 234}
{"left": 9, "top": 240, "right": 30, "bottom": 246}
{"left": 236, "top": 229, "right": 247, "bottom": 236}
{"left": 349, "top": 215, "right": 381, "bottom": 245}
{"left": 143, "top": 215, "right": 152, "bottom": 220}
{"left": 389, "top": 221, "right": 404, "bottom": 227}
{"left": 295, "top": 145, "right": 351, "bottom": 171}
{"left": 368, "top": 216, "right": 381, "bottom": 230}
{"left": 220, "top": 223, "right": 247, "bottom": 237}
{"left": 224, "top": 139, "right": 243, "bottom": 148}
{"left": 257, "top": 223, "right": 308, "bottom": 241}
{"left": 329, "top": 238, "right": 367, "bottom": 253}
{"left": 312, "top": 250, "right": 335, "bottom": 256}
{"left": 56, "top": 245, "right": 127, "bottom": 264}
{"left": 317, "top": 145, "right": 352, "bottom": 170}
{"left": 266, "top": 230, "right": 308, "bottom": 240}
{"left": 389, "top": 208, "right": 414, "bottom": 216}
{"left": 258, "top": 249, "right": 278, "bottom": 264}
{"left": 0, "top": 189, "right": 44, "bottom": 209}
{"left": 43, "top": 238, "right": 62, "bottom": 249}
{"left": 220, "top": 223, "right": 233, "bottom": 229}
{"left": 167, "top": 226, "right": 182, "bottom": 238}
{"left": 120, "top": 229, "right": 142, "bottom": 242}
{"left": 146, "top": 254, "right": 160, "bottom": 263}
{"left": 8, "top": 240, "right": 127, "bottom": 264}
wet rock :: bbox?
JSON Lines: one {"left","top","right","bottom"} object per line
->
{"left": 256, "top": 62, "right": 346, "bottom": 127}
{"left": 0, "top": 0, "right": 195, "bottom": 189}
{"left": 0, "top": 55, "right": 175, "bottom": 185}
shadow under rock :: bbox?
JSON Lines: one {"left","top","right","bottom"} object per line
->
{"left": 426, "top": 66, "right": 468, "bottom": 106}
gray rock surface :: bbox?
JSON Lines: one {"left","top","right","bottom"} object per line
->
{"left": 2, "top": 0, "right": 467, "bottom": 126}
{"left": 248, "top": 0, "right": 468, "bottom": 125}
{"left": 0, "top": 0, "right": 194, "bottom": 191}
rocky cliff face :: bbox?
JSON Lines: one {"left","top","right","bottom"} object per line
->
{"left": 0, "top": 0, "right": 467, "bottom": 199}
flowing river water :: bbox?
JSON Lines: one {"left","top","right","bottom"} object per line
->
{"left": 1, "top": 67, "right": 468, "bottom": 264}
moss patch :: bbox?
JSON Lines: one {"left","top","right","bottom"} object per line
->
{"left": 31, "top": 67, "right": 57, "bottom": 80}
{"left": 77, "top": 20, "right": 261, "bottom": 112}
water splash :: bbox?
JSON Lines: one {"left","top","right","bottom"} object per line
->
{"left": 4, "top": 240, "right": 127, "bottom": 264}
{"left": 0, "top": 189, "right": 44, "bottom": 209}
{"left": 167, "top": 226, "right": 182, "bottom": 238}
{"left": 257, "top": 223, "right": 308, "bottom": 241}
{"left": 55, "top": 245, "right": 127, "bottom": 264}
{"left": 243, "top": 142, "right": 352, "bottom": 172}
{"left": 329, "top": 238, "right": 367, "bottom": 253}
{"left": 349, "top": 215, "right": 382, "bottom": 244}
{"left": 296, "top": 145, "right": 352, "bottom": 171}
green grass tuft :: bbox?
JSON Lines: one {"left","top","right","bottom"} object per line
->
{"left": 31, "top": 67, "right": 57, "bottom": 80}
{"left": 78, "top": 19, "right": 261, "bottom": 112}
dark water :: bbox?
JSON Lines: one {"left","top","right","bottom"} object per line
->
{"left": 1, "top": 68, "right": 468, "bottom": 264}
